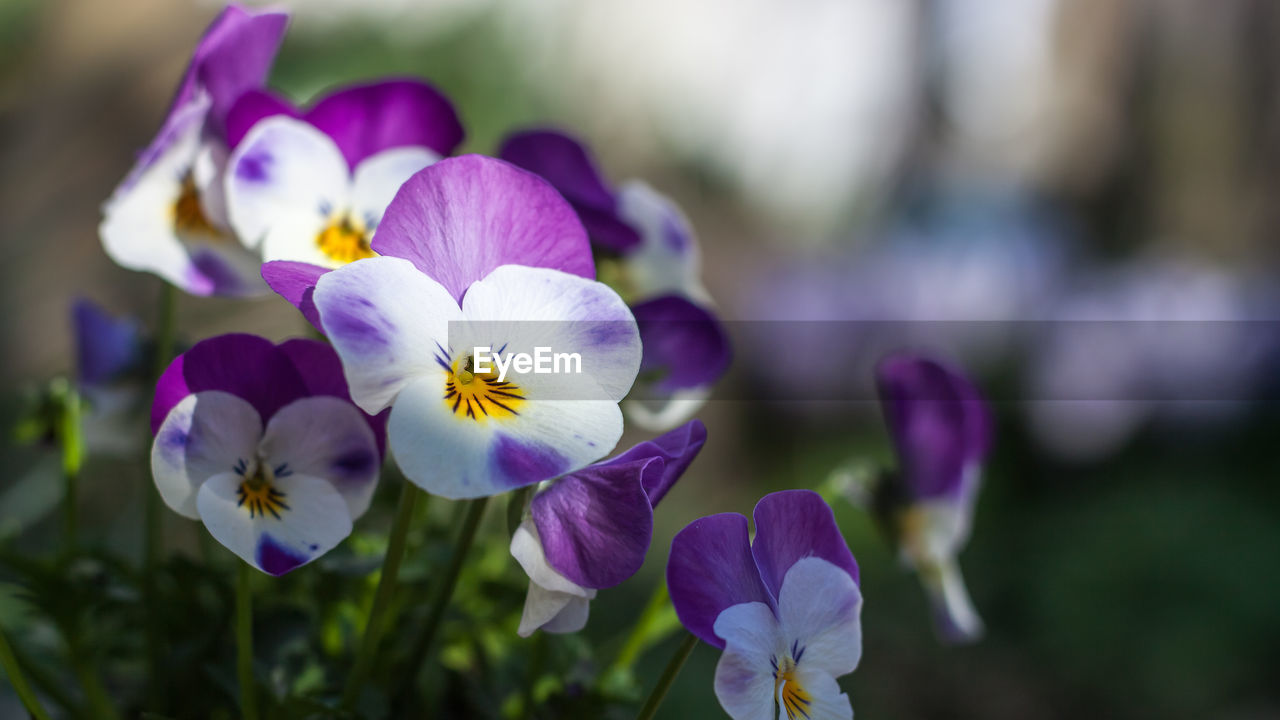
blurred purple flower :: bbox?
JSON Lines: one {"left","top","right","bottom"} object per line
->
{"left": 668, "top": 490, "right": 862, "bottom": 720}
{"left": 1026, "top": 259, "right": 1280, "bottom": 460}
{"left": 875, "top": 353, "right": 990, "bottom": 643}
{"left": 740, "top": 197, "right": 1066, "bottom": 406}
{"left": 499, "top": 129, "right": 731, "bottom": 430}
{"left": 510, "top": 420, "right": 706, "bottom": 636}
{"left": 100, "top": 4, "right": 289, "bottom": 297}
{"left": 71, "top": 299, "right": 149, "bottom": 456}
{"left": 150, "top": 334, "right": 385, "bottom": 575}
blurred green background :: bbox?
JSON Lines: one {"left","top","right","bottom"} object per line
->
{"left": 3, "top": 1, "right": 1280, "bottom": 718}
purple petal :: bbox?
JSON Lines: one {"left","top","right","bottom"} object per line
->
{"left": 72, "top": 298, "right": 144, "bottom": 387}
{"left": 184, "top": 5, "right": 289, "bottom": 138}
{"left": 531, "top": 456, "right": 662, "bottom": 589}
{"left": 632, "top": 296, "right": 732, "bottom": 392}
{"left": 875, "top": 354, "right": 992, "bottom": 500}
{"left": 371, "top": 155, "right": 595, "bottom": 301}
{"left": 750, "top": 490, "right": 859, "bottom": 605}
{"left": 261, "top": 260, "right": 328, "bottom": 332}
{"left": 600, "top": 419, "right": 707, "bottom": 506}
{"left": 304, "top": 79, "right": 464, "bottom": 168}
{"left": 276, "top": 338, "right": 388, "bottom": 457}
{"left": 498, "top": 129, "right": 642, "bottom": 252}
{"left": 667, "top": 513, "right": 772, "bottom": 649}
{"left": 151, "top": 333, "right": 307, "bottom": 434}
{"left": 224, "top": 89, "right": 299, "bottom": 150}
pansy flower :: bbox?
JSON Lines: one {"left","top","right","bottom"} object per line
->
{"left": 150, "top": 334, "right": 385, "bottom": 575}
{"left": 498, "top": 130, "right": 730, "bottom": 431}
{"left": 510, "top": 419, "right": 706, "bottom": 636}
{"left": 225, "top": 79, "right": 463, "bottom": 274}
{"left": 309, "top": 154, "right": 639, "bottom": 498}
{"left": 100, "top": 4, "right": 288, "bottom": 297}
{"left": 874, "top": 353, "right": 991, "bottom": 643}
{"left": 668, "top": 490, "right": 863, "bottom": 720}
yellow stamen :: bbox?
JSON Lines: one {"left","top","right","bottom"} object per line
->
{"left": 316, "top": 218, "right": 375, "bottom": 265}
{"left": 173, "top": 174, "right": 220, "bottom": 237}
{"left": 236, "top": 474, "right": 290, "bottom": 520}
{"left": 443, "top": 354, "right": 525, "bottom": 422}
{"left": 774, "top": 656, "right": 812, "bottom": 720}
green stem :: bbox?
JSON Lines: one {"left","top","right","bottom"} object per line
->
{"left": 340, "top": 482, "right": 422, "bottom": 709}
{"left": 61, "top": 389, "right": 82, "bottom": 557}
{"left": 634, "top": 633, "right": 698, "bottom": 720}
{"left": 0, "top": 626, "right": 53, "bottom": 720}
{"left": 69, "top": 647, "right": 118, "bottom": 720}
{"left": 396, "top": 497, "right": 489, "bottom": 701}
{"left": 145, "top": 282, "right": 176, "bottom": 709}
{"left": 236, "top": 562, "right": 257, "bottom": 720}
{"left": 603, "top": 581, "right": 674, "bottom": 684}
{"left": 147, "top": 283, "right": 176, "bottom": 571}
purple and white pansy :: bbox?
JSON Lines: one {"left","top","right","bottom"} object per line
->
{"left": 100, "top": 4, "right": 288, "bottom": 297}
{"left": 225, "top": 79, "right": 463, "bottom": 271}
{"left": 875, "top": 353, "right": 992, "bottom": 643}
{"left": 308, "top": 154, "right": 641, "bottom": 499}
{"left": 498, "top": 130, "right": 731, "bottom": 431}
{"left": 510, "top": 419, "right": 706, "bottom": 636}
{"left": 668, "top": 490, "right": 863, "bottom": 720}
{"left": 150, "top": 334, "right": 386, "bottom": 576}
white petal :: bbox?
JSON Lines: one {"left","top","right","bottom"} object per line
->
{"left": 388, "top": 375, "right": 623, "bottom": 499}
{"left": 918, "top": 556, "right": 984, "bottom": 644}
{"left": 196, "top": 471, "right": 353, "bottom": 576}
{"left": 539, "top": 593, "right": 592, "bottom": 634}
{"left": 100, "top": 101, "right": 206, "bottom": 292}
{"left": 511, "top": 521, "right": 595, "bottom": 636}
{"left": 713, "top": 601, "right": 782, "bottom": 720}
{"left": 225, "top": 116, "right": 350, "bottom": 263}
{"left": 616, "top": 181, "right": 710, "bottom": 303}
{"left": 458, "top": 264, "right": 642, "bottom": 403}
{"left": 192, "top": 138, "right": 231, "bottom": 230}
{"left": 151, "top": 392, "right": 261, "bottom": 519}
{"left": 510, "top": 521, "right": 592, "bottom": 597}
{"left": 517, "top": 583, "right": 594, "bottom": 637}
{"left": 351, "top": 146, "right": 440, "bottom": 235}
{"left": 622, "top": 387, "right": 711, "bottom": 432}
{"left": 900, "top": 498, "right": 973, "bottom": 567}
{"left": 788, "top": 667, "right": 853, "bottom": 720}
{"left": 258, "top": 396, "right": 381, "bottom": 519}
{"left": 777, "top": 558, "right": 863, "bottom": 678}
{"left": 313, "top": 256, "right": 462, "bottom": 414}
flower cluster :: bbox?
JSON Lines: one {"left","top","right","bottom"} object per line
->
{"left": 62, "top": 4, "right": 998, "bottom": 718}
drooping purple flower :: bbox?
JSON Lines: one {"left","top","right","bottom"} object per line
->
{"left": 667, "top": 490, "right": 862, "bottom": 720}
{"left": 499, "top": 129, "right": 731, "bottom": 429}
{"left": 874, "top": 352, "right": 991, "bottom": 642}
{"left": 307, "top": 155, "right": 636, "bottom": 499}
{"left": 225, "top": 79, "right": 464, "bottom": 275}
{"left": 150, "top": 334, "right": 385, "bottom": 575}
{"left": 100, "top": 4, "right": 289, "bottom": 297}
{"left": 509, "top": 420, "right": 706, "bottom": 636}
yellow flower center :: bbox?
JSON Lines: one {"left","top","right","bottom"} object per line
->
{"left": 774, "top": 654, "right": 812, "bottom": 719}
{"left": 236, "top": 462, "right": 290, "bottom": 520}
{"left": 172, "top": 174, "right": 220, "bottom": 238}
{"left": 443, "top": 354, "right": 525, "bottom": 422}
{"left": 316, "top": 217, "right": 375, "bottom": 265}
